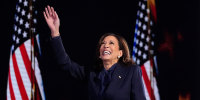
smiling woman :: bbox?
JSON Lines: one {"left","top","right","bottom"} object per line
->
{"left": 97, "top": 33, "right": 135, "bottom": 70}
{"left": 44, "top": 5, "right": 146, "bottom": 100}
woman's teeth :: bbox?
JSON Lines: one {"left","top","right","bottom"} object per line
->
{"left": 103, "top": 51, "right": 111, "bottom": 55}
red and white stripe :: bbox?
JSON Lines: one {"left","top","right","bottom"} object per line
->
{"left": 7, "top": 39, "right": 45, "bottom": 100}
{"left": 141, "top": 60, "right": 160, "bottom": 100}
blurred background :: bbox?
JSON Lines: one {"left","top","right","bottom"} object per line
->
{"left": 1, "top": 0, "right": 200, "bottom": 100}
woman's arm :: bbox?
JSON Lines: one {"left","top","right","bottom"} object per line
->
{"left": 50, "top": 36, "right": 86, "bottom": 80}
{"left": 43, "top": 6, "right": 87, "bottom": 80}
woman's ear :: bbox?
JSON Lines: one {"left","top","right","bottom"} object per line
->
{"left": 119, "top": 50, "right": 123, "bottom": 57}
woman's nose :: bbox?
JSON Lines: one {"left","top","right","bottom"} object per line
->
{"left": 104, "top": 43, "right": 109, "bottom": 48}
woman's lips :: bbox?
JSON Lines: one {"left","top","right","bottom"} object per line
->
{"left": 103, "top": 50, "right": 111, "bottom": 55}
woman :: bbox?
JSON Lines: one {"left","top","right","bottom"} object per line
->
{"left": 43, "top": 6, "right": 146, "bottom": 100}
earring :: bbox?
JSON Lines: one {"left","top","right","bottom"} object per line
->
{"left": 117, "top": 56, "right": 121, "bottom": 59}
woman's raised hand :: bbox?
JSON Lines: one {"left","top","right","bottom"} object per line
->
{"left": 43, "top": 6, "right": 60, "bottom": 37}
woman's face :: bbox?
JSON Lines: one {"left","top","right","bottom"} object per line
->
{"left": 99, "top": 36, "right": 122, "bottom": 62}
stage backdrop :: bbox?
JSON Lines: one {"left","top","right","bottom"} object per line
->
{"left": 1, "top": 0, "right": 200, "bottom": 100}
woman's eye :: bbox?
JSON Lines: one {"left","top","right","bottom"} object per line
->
{"left": 110, "top": 42, "right": 114, "bottom": 44}
{"left": 101, "top": 42, "right": 106, "bottom": 45}
{"left": 101, "top": 42, "right": 105, "bottom": 44}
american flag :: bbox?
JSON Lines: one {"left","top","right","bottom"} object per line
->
{"left": 6, "top": 0, "right": 45, "bottom": 100}
{"left": 132, "top": 0, "right": 160, "bottom": 100}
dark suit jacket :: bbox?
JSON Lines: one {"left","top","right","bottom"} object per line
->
{"left": 50, "top": 36, "right": 146, "bottom": 100}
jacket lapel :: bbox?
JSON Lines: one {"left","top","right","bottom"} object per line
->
{"left": 106, "top": 63, "right": 128, "bottom": 92}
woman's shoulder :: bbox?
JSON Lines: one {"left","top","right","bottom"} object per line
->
{"left": 130, "top": 64, "right": 141, "bottom": 70}
{"left": 118, "top": 63, "right": 142, "bottom": 76}
{"left": 119, "top": 63, "right": 140, "bottom": 70}
{"left": 128, "top": 64, "right": 141, "bottom": 73}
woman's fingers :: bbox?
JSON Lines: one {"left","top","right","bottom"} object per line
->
{"left": 51, "top": 7, "right": 55, "bottom": 17}
{"left": 47, "top": 6, "right": 52, "bottom": 16}
{"left": 45, "top": 7, "right": 49, "bottom": 18}
{"left": 43, "top": 11, "right": 47, "bottom": 20}
{"left": 55, "top": 11, "right": 59, "bottom": 19}
{"left": 44, "top": 6, "right": 56, "bottom": 19}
